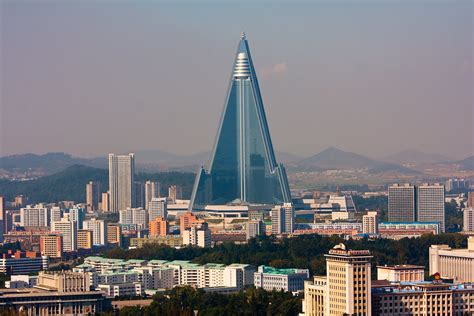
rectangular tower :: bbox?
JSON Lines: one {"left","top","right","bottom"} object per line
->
{"left": 145, "top": 181, "right": 161, "bottom": 209}
{"left": 388, "top": 183, "right": 416, "bottom": 222}
{"left": 86, "top": 181, "right": 101, "bottom": 211}
{"left": 108, "top": 153, "right": 135, "bottom": 212}
{"left": 417, "top": 183, "right": 445, "bottom": 232}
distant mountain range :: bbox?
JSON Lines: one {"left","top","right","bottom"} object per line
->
{"left": 1, "top": 148, "right": 472, "bottom": 178}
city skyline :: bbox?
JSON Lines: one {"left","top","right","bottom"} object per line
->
{"left": 1, "top": 1, "right": 472, "bottom": 159}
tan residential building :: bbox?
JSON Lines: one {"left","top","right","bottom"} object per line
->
{"left": 429, "top": 236, "right": 474, "bottom": 283}
{"left": 40, "top": 234, "right": 63, "bottom": 258}
{"left": 37, "top": 271, "right": 90, "bottom": 292}
{"left": 362, "top": 211, "right": 378, "bottom": 234}
{"left": 149, "top": 217, "right": 169, "bottom": 237}
{"left": 77, "top": 230, "right": 93, "bottom": 250}
{"left": 377, "top": 264, "right": 425, "bottom": 282}
{"left": 106, "top": 224, "right": 121, "bottom": 246}
{"left": 301, "top": 276, "right": 327, "bottom": 316}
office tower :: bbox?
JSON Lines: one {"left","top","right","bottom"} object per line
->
{"left": 179, "top": 212, "right": 200, "bottom": 233}
{"left": 464, "top": 207, "right": 474, "bottom": 232}
{"left": 108, "top": 153, "right": 135, "bottom": 212}
{"left": 271, "top": 203, "right": 294, "bottom": 234}
{"left": 119, "top": 208, "right": 148, "bottom": 230}
{"left": 86, "top": 181, "right": 101, "bottom": 211}
{"left": 68, "top": 207, "right": 85, "bottom": 230}
{"left": 325, "top": 244, "right": 372, "bottom": 315}
{"left": 40, "top": 234, "right": 63, "bottom": 258}
{"left": 133, "top": 181, "right": 145, "bottom": 208}
{"left": 189, "top": 34, "right": 291, "bottom": 211}
{"left": 51, "top": 219, "right": 77, "bottom": 252}
{"left": 417, "top": 183, "right": 445, "bottom": 232}
{"left": 149, "top": 217, "right": 169, "bottom": 237}
{"left": 107, "top": 224, "right": 122, "bottom": 246}
{"left": 101, "top": 192, "right": 109, "bottom": 212}
{"left": 77, "top": 230, "right": 93, "bottom": 250}
{"left": 362, "top": 211, "right": 378, "bottom": 234}
{"left": 0, "top": 196, "right": 6, "bottom": 235}
{"left": 182, "top": 222, "right": 211, "bottom": 247}
{"left": 148, "top": 197, "right": 167, "bottom": 221}
{"left": 145, "top": 181, "right": 161, "bottom": 209}
{"left": 82, "top": 219, "right": 106, "bottom": 245}
{"left": 50, "top": 207, "right": 62, "bottom": 224}
{"left": 20, "top": 205, "right": 49, "bottom": 228}
{"left": 388, "top": 183, "right": 416, "bottom": 222}
{"left": 168, "top": 185, "right": 182, "bottom": 203}
{"left": 246, "top": 219, "right": 266, "bottom": 240}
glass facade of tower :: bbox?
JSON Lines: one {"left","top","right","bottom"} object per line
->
{"left": 190, "top": 35, "right": 291, "bottom": 210}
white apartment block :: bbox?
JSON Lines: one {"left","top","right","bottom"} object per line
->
{"left": 20, "top": 205, "right": 49, "bottom": 227}
{"left": 83, "top": 218, "right": 106, "bottom": 245}
{"left": 145, "top": 181, "right": 161, "bottom": 210}
{"left": 254, "top": 265, "right": 309, "bottom": 292}
{"left": 119, "top": 208, "right": 148, "bottom": 230}
{"left": 362, "top": 211, "right": 378, "bottom": 234}
{"left": 109, "top": 153, "right": 135, "bottom": 213}
{"left": 148, "top": 197, "right": 167, "bottom": 220}
{"left": 51, "top": 219, "right": 77, "bottom": 252}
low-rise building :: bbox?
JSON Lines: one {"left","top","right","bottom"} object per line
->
{"left": 97, "top": 282, "right": 142, "bottom": 298}
{"left": 5, "top": 275, "right": 38, "bottom": 289}
{"left": 377, "top": 264, "right": 425, "bottom": 282}
{"left": 254, "top": 265, "right": 309, "bottom": 292}
{"left": 0, "top": 250, "right": 48, "bottom": 275}
{"left": 379, "top": 221, "right": 440, "bottom": 239}
{"left": 130, "top": 236, "right": 183, "bottom": 248}
{"left": 429, "top": 236, "right": 474, "bottom": 283}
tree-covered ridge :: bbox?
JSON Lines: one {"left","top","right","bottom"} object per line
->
{"left": 0, "top": 165, "right": 195, "bottom": 203}
{"left": 105, "top": 234, "right": 468, "bottom": 276}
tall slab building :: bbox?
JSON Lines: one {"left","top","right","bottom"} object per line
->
{"left": 190, "top": 34, "right": 291, "bottom": 210}
{"left": 108, "top": 153, "right": 135, "bottom": 212}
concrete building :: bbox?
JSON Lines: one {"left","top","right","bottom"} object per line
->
{"left": 98, "top": 282, "right": 142, "bottom": 298}
{"left": 133, "top": 181, "right": 145, "bottom": 209}
{"left": 246, "top": 219, "right": 266, "bottom": 240}
{"left": 468, "top": 191, "right": 474, "bottom": 208}
{"left": 40, "top": 234, "right": 63, "bottom": 258}
{"left": 372, "top": 282, "right": 474, "bottom": 316}
{"left": 254, "top": 265, "right": 309, "bottom": 292}
{"left": 86, "top": 181, "right": 101, "bottom": 211}
{"left": 37, "top": 271, "right": 91, "bottom": 292}
{"left": 107, "top": 224, "right": 121, "bottom": 246}
{"left": 149, "top": 217, "right": 169, "bottom": 237}
{"left": 377, "top": 264, "right": 425, "bottom": 282}
{"left": 5, "top": 275, "right": 38, "bottom": 289}
{"left": 429, "top": 237, "right": 474, "bottom": 283}
{"left": 464, "top": 207, "right": 474, "bottom": 232}
{"left": 388, "top": 183, "right": 416, "bottom": 223}
{"left": 179, "top": 211, "right": 201, "bottom": 233}
{"left": 145, "top": 181, "right": 161, "bottom": 209}
{"left": 77, "top": 230, "right": 93, "bottom": 250}
{"left": 130, "top": 236, "right": 183, "bottom": 248}
{"left": 445, "top": 178, "right": 471, "bottom": 192}
{"left": 50, "top": 206, "right": 63, "bottom": 224}
{"left": 325, "top": 244, "right": 372, "bottom": 316}
{"left": 108, "top": 153, "right": 135, "bottom": 213}
{"left": 69, "top": 207, "right": 85, "bottom": 229}
{"left": 301, "top": 276, "right": 327, "bottom": 316}
{"left": 182, "top": 223, "right": 211, "bottom": 248}
{"left": 168, "top": 185, "right": 182, "bottom": 203}
{"left": 417, "top": 183, "right": 445, "bottom": 232}
{"left": 119, "top": 208, "right": 148, "bottom": 230}
{"left": 101, "top": 192, "right": 109, "bottom": 212}
{"left": 271, "top": 203, "right": 294, "bottom": 234}
{"left": 20, "top": 205, "right": 49, "bottom": 228}
{"left": 362, "top": 211, "right": 378, "bottom": 234}
{"left": 51, "top": 218, "right": 77, "bottom": 252}
{"left": 148, "top": 197, "right": 167, "bottom": 221}
{"left": 83, "top": 218, "right": 106, "bottom": 245}
{"left": 0, "top": 251, "right": 48, "bottom": 275}
{"left": 378, "top": 221, "right": 440, "bottom": 239}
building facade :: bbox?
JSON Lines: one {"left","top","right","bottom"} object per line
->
{"left": 51, "top": 218, "right": 77, "bottom": 252}
{"left": 145, "top": 181, "right": 160, "bottom": 209}
{"left": 148, "top": 197, "right": 167, "bottom": 221}
{"left": 40, "top": 234, "right": 63, "bottom": 258}
{"left": 376, "top": 265, "right": 425, "bottom": 282}
{"left": 83, "top": 218, "right": 106, "bottom": 246}
{"left": 254, "top": 265, "right": 309, "bottom": 292}
{"left": 388, "top": 183, "right": 416, "bottom": 222}
{"left": 417, "top": 183, "right": 445, "bottom": 232}
{"left": 86, "top": 181, "right": 101, "bottom": 211}
{"left": 464, "top": 207, "right": 474, "bottom": 232}
{"left": 362, "top": 211, "right": 378, "bottom": 234}
{"left": 429, "top": 237, "right": 474, "bottom": 283}
{"left": 108, "top": 153, "right": 135, "bottom": 212}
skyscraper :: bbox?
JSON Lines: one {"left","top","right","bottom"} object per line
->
{"left": 51, "top": 218, "right": 77, "bottom": 252}
{"left": 86, "top": 181, "right": 101, "bottom": 211}
{"left": 133, "top": 181, "right": 145, "bottom": 208}
{"left": 417, "top": 183, "right": 445, "bottom": 232}
{"left": 388, "top": 183, "right": 416, "bottom": 222}
{"left": 0, "top": 196, "right": 6, "bottom": 235}
{"left": 108, "top": 153, "right": 135, "bottom": 212}
{"left": 148, "top": 197, "right": 167, "bottom": 221}
{"left": 271, "top": 203, "right": 294, "bottom": 234}
{"left": 189, "top": 34, "right": 291, "bottom": 210}
{"left": 145, "top": 181, "right": 161, "bottom": 209}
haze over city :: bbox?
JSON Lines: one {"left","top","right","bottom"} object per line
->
{"left": 1, "top": 1, "right": 472, "bottom": 159}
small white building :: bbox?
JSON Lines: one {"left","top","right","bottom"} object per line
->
{"left": 254, "top": 265, "right": 309, "bottom": 292}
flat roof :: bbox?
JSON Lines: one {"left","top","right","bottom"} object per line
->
{"left": 377, "top": 264, "right": 425, "bottom": 270}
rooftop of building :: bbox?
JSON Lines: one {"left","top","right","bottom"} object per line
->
{"left": 325, "top": 243, "right": 372, "bottom": 257}
{"left": 377, "top": 264, "right": 425, "bottom": 270}
{"left": 372, "top": 281, "right": 474, "bottom": 294}
{"left": 257, "top": 265, "right": 306, "bottom": 275}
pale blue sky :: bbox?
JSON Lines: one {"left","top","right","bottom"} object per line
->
{"left": 1, "top": 0, "right": 472, "bottom": 159}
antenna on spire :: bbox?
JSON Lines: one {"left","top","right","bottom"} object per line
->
{"left": 240, "top": 32, "right": 246, "bottom": 40}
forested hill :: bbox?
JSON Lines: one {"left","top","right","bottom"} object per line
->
{"left": 0, "top": 165, "right": 195, "bottom": 204}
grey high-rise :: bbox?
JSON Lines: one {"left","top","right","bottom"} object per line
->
{"left": 108, "top": 153, "right": 135, "bottom": 213}
{"left": 417, "top": 183, "right": 445, "bottom": 232}
{"left": 388, "top": 183, "right": 416, "bottom": 222}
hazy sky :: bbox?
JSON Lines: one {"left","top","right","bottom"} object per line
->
{"left": 1, "top": 0, "right": 473, "bottom": 159}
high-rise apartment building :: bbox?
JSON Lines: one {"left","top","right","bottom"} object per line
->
{"left": 107, "top": 224, "right": 121, "bottom": 246}
{"left": 168, "top": 185, "right": 182, "bottom": 203}
{"left": 179, "top": 212, "right": 201, "bottom": 233}
{"left": 189, "top": 34, "right": 291, "bottom": 211}
{"left": 40, "top": 234, "right": 63, "bottom": 258}
{"left": 82, "top": 219, "right": 106, "bottom": 246}
{"left": 445, "top": 178, "right": 471, "bottom": 192}
{"left": 148, "top": 197, "right": 167, "bottom": 221}
{"left": 101, "top": 192, "right": 109, "bottom": 212}
{"left": 145, "top": 181, "right": 160, "bottom": 209}
{"left": 271, "top": 203, "right": 294, "bottom": 234}
{"left": 86, "top": 181, "right": 101, "bottom": 211}
{"left": 417, "top": 183, "right": 445, "bottom": 232}
{"left": 464, "top": 207, "right": 474, "bottom": 232}
{"left": 77, "top": 230, "right": 93, "bottom": 250}
{"left": 246, "top": 219, "right": 266, "bottom": 240}
{"left": 325, "top": 244, "right": 372, "bottom": 316}
{"left": 362, "top": 211, "right": 378, "bottom": 234}
{"left": 51, "top": 219, "right": 77, "bottom": 252}
{"left": 69, "top": 207, "right": 85, "bottom": 230}
{"left": 149, "top": 217, "right": 169, "bottom": 237}
{"left": 14, "top": 195, "right": 26, "bottom": 208}
{"left": 182, "top": 223, "right": 211, "bottom": 248}
{"left": 388, "top": 183, "right": 416, "bottom": 222}
{"left": 50, "top": 207, "right": 62, "bottom": 224}
{"left": 468, "top": 191, "right": 474, "bottom": 208}
{"left": 108, "top": 153, "right": 135, "bottom": 212}
{"left": 133, "top": 181, "right": 145, "bottom": 208}
{"left": 119, "top": 208, "right": 148, "bottom": 230}
{"left": 20, "top": 205, "right": 49, "bottom": 228}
